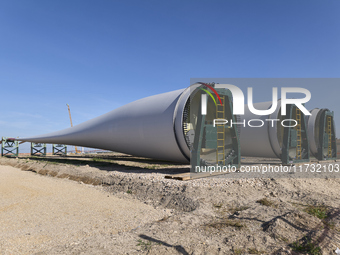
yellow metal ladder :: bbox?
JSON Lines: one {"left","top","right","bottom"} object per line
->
{"left": 296, "top": 107, "right": 302, "bottom": 159}
{"left": 327, "top": 116, "right": 332, "bottom": 158}
{"left": 216, "top": 96, "right": 225, "bottom": 165}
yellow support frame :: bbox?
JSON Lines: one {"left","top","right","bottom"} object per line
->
{"left": 327, "top": 116, "right": 332, "bottom": 158}
{"left": 216, "top": 96, "right": 225, "bottom": 165}
{"left": 295, "top": 107, "right": 302, "bottom": 160}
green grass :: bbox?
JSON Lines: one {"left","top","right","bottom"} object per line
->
{"left": 145, "top": 165, "right": 157, "bottom": 169}
{"left": 304, "top": 205, "right": 328, "bottom": 220}
{"left": 126, "top": 190, "right": 132, "bottom": 194}
{"left": 47, "top": 161, "right": 59, "bottom": 165}
{"left": 136, "top": 239, "right": 160, "bottom": 251}
{"left": 292, "top": 238, "right": 321, "bottom": 255}
{"left": 92, "top": 157, "right": 107, "bottom": 162}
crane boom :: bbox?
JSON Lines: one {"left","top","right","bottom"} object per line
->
{"left": 66, "top": 104, "right": 79, "bottom": 154}
{"left": 67, "top": 104, "right": 73, "bottom": 127}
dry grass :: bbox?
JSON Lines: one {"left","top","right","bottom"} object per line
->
{"left": 206, "top": 219, "right": 246, "bottom": 230}
{"left": 256, "top": 198, "right": 276, "bottom": 208}
{"left": 229, "top": 206, "right": 250, "bottom": 214}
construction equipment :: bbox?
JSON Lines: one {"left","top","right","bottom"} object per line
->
{"left": 66, "top": 104, "right": 79, "bottom": 154}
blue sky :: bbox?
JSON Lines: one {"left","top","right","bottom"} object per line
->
{"left": 0, "top": 0, "right": 339, "bottom": 152}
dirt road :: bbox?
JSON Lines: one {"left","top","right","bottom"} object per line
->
{"left": 0, "top": 165, "right": 167, "bottom": 255}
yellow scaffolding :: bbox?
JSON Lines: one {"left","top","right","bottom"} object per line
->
{"left": 296, "top": 107, "right": 302, "bottom": 159}
{"left": 216, "top": 96, "right": 225, "bottom": 165}
{"left": 327, "top": 116, "right": 332, "bottom": 158}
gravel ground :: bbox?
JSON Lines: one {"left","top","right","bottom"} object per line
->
{"left": 0, "top": 164, "right": 169, "bottom": 255}
{"left": 1, "top": 155, "right": 340, "bottom": 254}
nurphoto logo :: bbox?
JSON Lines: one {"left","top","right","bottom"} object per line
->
{"left": 198, "top": 82, "right": 312, "bottom": 128}
{"left": 199, "top": 82, "right": 311, "bottom": 116}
